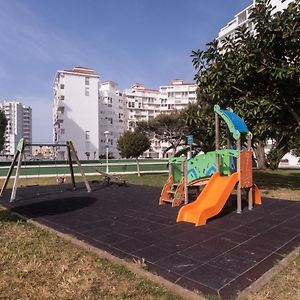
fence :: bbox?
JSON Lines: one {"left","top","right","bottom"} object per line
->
{"left": 0, "top": 159, "right": 169, "bottom": 179}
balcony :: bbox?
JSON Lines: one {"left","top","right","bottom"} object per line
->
{"left": 54, "top": 117, "right": 64, "bottom": 126}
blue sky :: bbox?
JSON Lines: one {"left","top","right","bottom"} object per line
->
{"left": 0, "top": 0, "right": 251, "bottom": 142}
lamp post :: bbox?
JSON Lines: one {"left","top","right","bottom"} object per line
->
{"left": 104, "top": 130, "right": 110, "bottom": 173}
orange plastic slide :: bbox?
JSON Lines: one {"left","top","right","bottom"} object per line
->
{"left": 177, "top": 172, "right": 239, "bottom": 226}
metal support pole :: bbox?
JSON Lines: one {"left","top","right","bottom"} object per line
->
{"left": 236, "top": 139, "right": 242, "bottom": 214}
{"left": 183, "top": 160, "right": 188, "bottom": 205}
{"left": 106, "top": 146, "right": 109, "bottom": 173}
{"left": 247, "top": 133, "right": 253, "bottom": 210}
{"left": 248, "top": 187, "right": 253, "bottom": 210}
{"left": 215, "top": 113, "right": 220, "bottom": 172}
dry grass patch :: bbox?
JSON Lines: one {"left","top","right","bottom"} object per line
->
{"left": 0, "top": 208, "right": 182, "bottom": 300}
{"left": 253, "top": 169, "right": 300, "bottom": 201}
{"left": 248, "top": 254, "right": 300, "bottom": 300}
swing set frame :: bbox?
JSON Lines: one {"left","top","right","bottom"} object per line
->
{"left": 0, "top": 138, "right": 91, "bottom": 202}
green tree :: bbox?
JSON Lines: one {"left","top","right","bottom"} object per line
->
{"left": 136, "top": 111, "right": 188, "bottom": 157}
{"left": 117, "top": 131, "right": 151, "bottom": 176}
{"left": 191, "top": 0, "right": 300, "bottom": 169}
{"left": 182, "top": 94, "right": 216, "bottom": 154}
{"left": 0, "top": 110, "right": 7, "bottom": 152}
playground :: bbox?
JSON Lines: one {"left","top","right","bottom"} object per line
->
{"left": 1, "top": 180, "right": 300, "bottom": 299}
{"left": 0, "top": 106, "right": 299, "bottom": 299}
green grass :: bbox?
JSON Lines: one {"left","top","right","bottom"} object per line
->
{"left": 253, "top": 169, "right": 300, "bottom": 200}
{"left": 0, "top": 208, "right": 183, "bottom": 300}
{"left": 0, "top": 170, "right": 299, "bottom": 299}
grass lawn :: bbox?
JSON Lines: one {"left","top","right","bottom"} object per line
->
{"left": 0, "top": 169, "right": 299, "bottom": 299}
{"left": 0, "top": 208, "right": 182, "bottom": 300}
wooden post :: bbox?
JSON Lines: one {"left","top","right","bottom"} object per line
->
{"left": 66, "top": 142, "right": 76, "bottom": 190}
{"left": 215, "top": 112, "right": 220, "bottom": 172}
{"left": 236, "top": 139, "right": 242, "bottom": 214}
{"left": 0, "top": 151, "right": 19, "bottom": 196}
{"left": 68, "top": 141, "right": 91, "bottom": 193}
{"left": 247, "top": 133, "right": 252, "bottom": 150}
{"left": 10, "top": 152, "right": 23, "bottom": 202}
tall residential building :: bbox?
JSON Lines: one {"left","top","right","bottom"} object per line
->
{"left": 124, "top": 83, "right": 161, "bottom": 132}
{"left": 0, "top": 101, "right": 32, "bottom": 157}
{"left": 159, "top": 79, "right": 197, "bottom": 113}
{"left": 53, "top": 67, "right": 127, "bottom": 159}
{"left": 53, "top": 66, "right": 100, "bottom": 160}
{"left": 124, "top": 80, "right": 197, "bottom": 158}
{"left": 99, "top": 81, "right": 127, "bottom": 158}
{"left": 218, "top": 0, "right": 294, "bottom": 41}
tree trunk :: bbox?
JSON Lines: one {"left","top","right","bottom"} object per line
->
{"left": 253, "top": 141, "right": 267, "bottom": 169}
{"left": 136, "top": 158, "right": 141, "bottom": 176}
{"left": 267, "top": 135, "right": 290, "bottom": 170}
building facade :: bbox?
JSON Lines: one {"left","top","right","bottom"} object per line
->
{"left": 0, "top": 101, "right": 32, "bottom": 157}
{"left": 99, "top": 81, "right": 127, "bottom": 158}
{"left": 218, "top": 0, "right": 294, "bottom": 41}
{"left": 53, "top": 65, "right": 197, "bottom": 159}
{"left": 124, "top": 83, "right": 160, "bottom": 132}
{"left": 53, "top": 67, "right": 128, "bottom": 159}
{"left": 53, "top": 66, "right": 100, "bottom": 160}
{"left": 124, "top": 80, "right": 197, "bottom": 158}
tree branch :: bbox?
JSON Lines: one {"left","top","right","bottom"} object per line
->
{"left": 282, "top": 99, "right": 300, "bottom": 127}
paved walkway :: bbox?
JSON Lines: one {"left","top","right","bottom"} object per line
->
{"left": 1, "top": 183, "right": 300, "bottom": 299}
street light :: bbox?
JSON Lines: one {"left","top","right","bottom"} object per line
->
{"left": 104, "top": 130, "right": 110, "bottom": 173}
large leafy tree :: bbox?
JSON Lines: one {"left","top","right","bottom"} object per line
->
{"left": 136, "top": 111, "right": 188, "bottom": 157}
{"left": 191, "top": 0, "right": 300, "bottom": 169}
{"left": 182, "top": 96, "right": 215, "bottom": 153}
{"left": 117, "top": 130, "right": 151, "bottom": 176}
{"left": 0, "top": 110, "right": 7, "bottom": 152}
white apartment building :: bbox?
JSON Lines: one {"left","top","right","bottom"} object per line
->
{"left": 53, "top": 67, "right": 127, "bottom": 159}
{"left": 124, "top": 83, "right": 160, "bottom": 132}
{"left": 159, "top": 79, "right": 197, "bottom": 113}
{"left": 218, "top": 0, "right": 294, "bottom": 41}
{"left": 124, "top": 80, "right": 197, "bottom": 158}
{"left": 0, "top": 101, "right": 32, "bottom": 157}
{"left": 53, "top": 67, "right": 100, "bottom": 160}
{"left": 99, "top": 81, "right": 127, "bottom": 158}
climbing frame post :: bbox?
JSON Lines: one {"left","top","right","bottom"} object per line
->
{"left": 236, "top": 139, "right": 242, "bottom": 214}
{"left": 183, "top": 160, "right": 188, "bottom": 205}
{"left": 215, "top": 112, "right": 220, "bottom": 172}
{"left": 247, "top": 133, "right": 253, "bottom": 210}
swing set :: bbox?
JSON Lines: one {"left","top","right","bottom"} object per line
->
{"left": 0, "top": 138, "right": 91, "bottom": 202}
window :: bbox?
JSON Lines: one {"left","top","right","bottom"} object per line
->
{"left": 60, "top": 95, "right": 65, "bottom": 100}
{"left": 85, "top": 77, "right": 90, "bottom": 85}
{"left": 85, "top": 131, "right": 90, "bottom": 140}
{"left": 60, "top": 84, "right": 64, "bottom": 89}
{"left": 85, "top": 87, "right": 90, "bottom": 96}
